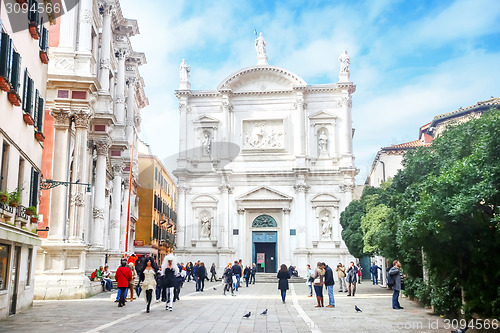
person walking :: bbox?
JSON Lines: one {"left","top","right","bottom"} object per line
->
{"left": 243, "top": 266, "right": 251, "bottom": 287}
{"left": 311, "top": 262, "right": 325, "bottom": 307}
{"left": 336, "top": 263, "right": 347, "bottom": 292}
{"left": 210, "top": 263, "right": 217, "bottom": 282}
{"left": 174, "top": 262, "right": 185, "bottom": 302}
{"left": 388, "top": 260, "right": 405, "bottom": 310}
{"left": 306, "top": 264, "right": 313, "bottom": 297}
{"left": 198, "top": 262, "right": 207, "bottom": 292}
{"left": 277, "top": 264, "right": 290, "bottom": 303}
{"left": 357, "top": 263, "right": 363, "bottom": 284}
{"left": 223, "top": 263, "right": 235, "bottom": 296}
{"left": 186, "top": 262, "right": 193, "bottom": 282}
{"left": 141, "top": 258, "right": 156, "bottom": 313}
{"left": 250, "top": 263, "right": 257, "bottom": 284}
{"left": 370, "top": 262, "right": 382, "bottom": 285}
{"left": 115, "top": 260, "right": 132, "bottom": 307}
{"left": 161, "top": 253, "right": 179, "bottom": 311}
{"left": 232, "top": 260, "right": 242, "bottom": 291}
{"left": 128, "top": 263, "right": 137, "bottom": 301}
{"left": 346, "top": 261, "right": 358, "bottom": 296}
{"left": 323, "top": 262, "right": 335, "bottom": 308}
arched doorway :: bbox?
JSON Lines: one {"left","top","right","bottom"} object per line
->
{"left": 252, "top": 214, "right": 277, "bottom": 273}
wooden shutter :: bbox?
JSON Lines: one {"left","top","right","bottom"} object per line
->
{"left": 33, "top": 89, "right": 39, "bottom": 125}
{"left": 29, "top": 168, "right": 40, "bottom": 208}
{"left": 10, "top": 52, "right": 21, "bottom": 92}
{"left": 38, "top": 17, "right": 44, "bottom": 46}
{"left": 22, "top": 69, "right": 29, "bottom": 111}
{"left": 37, "top": 97, "right": 44, "bottom": 131}
{"left": 28, "top": 0, "right": 39, "bottom": 26}
{"left": 0, "top": 33, "right": 13, "bottom": 79}
{"left": 27, "top": 77, "right": 34, "bottom": 115}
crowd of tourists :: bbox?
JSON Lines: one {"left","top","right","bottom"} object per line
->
{"left": 93, "top": 255, "right": 404, "bottom": 312}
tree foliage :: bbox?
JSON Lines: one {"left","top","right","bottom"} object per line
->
{"left": 341, "top": 108, "right": 500, "bottom": 317}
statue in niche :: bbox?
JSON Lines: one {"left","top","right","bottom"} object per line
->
{"left": 179, "top": 58, "right": 190, "bottom": 81}
{"left": 338, "top": 50, "right": 350, "bottom": 73}
{"left": 255, "top": 32, "right": 267, "bottom": 57}
{"left": 201, "top": 213, "right": 211, "bottom": 237}
{"left": 202, "top": 132, "right": 211, "bottom": 155}
{"left": 321, "top": 213, "right": 332, "bottom": 238}
{"left": 318, "top": 130, "right": 328, "bottom": 153}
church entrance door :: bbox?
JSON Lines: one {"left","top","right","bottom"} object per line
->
{"left": 252, "top": 231, "right": 277, "bottom": 273}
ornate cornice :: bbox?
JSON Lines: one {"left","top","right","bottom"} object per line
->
{"left": 293, "top": 183, "right": 310, "bottom": 193}
{"left": 96, "top": 141, "right": 110, "bottom": 156}
{"left": 99, "top": 2, "right": 115, "bottom": 17}
{"left": 112, "top": 163, "right": 124, "bottom": 175}
{"left": 51, "top": 109, "right": 71, "bottom": 128}
{"left": 338, "top": 95, "right": 352, "bottom": 108}
{"left": 93, "top": 208, "right": 105, "bottom": 219}
{"left": 74, "top": 110, "right": 92, "bottom": 129}
{"left": 115, "top": 48, "right": 128, "bottom": 60}
{"left": 177, "top": 184, "right": 191, "bottom": 194}
{"left": 340, "top": 184, "right": 355, "bottom": 193}
{"left": 219, "top": 184, "right": 233, "bottom": 194}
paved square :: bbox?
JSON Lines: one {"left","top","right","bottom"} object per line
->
{"left": 0, "top": 280, "right": 451, "bottom": 332}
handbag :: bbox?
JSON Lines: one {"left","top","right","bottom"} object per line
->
{"left": 308, "top": 276, "right": 314, "bottom": 283}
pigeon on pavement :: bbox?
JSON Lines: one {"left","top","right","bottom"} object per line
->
{"left": 451, "top": 328, "right": 468, "bottom": 333}
{"left": 261, "top": 309, "right": 268, "bottom": 315}
{"left": 243, "top": 312, "right": 251, "bottom": 318}
{"left": 213, "top": 287, "right": 217, "bottom": 290}
{"left": 355, "top": 305, "right": 362, "bottom": 312}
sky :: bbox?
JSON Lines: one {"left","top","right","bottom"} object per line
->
{"left": 120, "top": 0, "right": 500, "bottom": 184}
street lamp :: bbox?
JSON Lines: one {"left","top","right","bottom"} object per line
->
{"left": 39, "top": 179, "right": 91, "bottom": 193}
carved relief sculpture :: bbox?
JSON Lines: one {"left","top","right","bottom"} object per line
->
{"left": 320, "top": 212, "right": 332, "bottom": 239}
{"left": 318, "top": 130, "right": 328, "bottom": 153}
{"left": 243, "top": 120, "right": 284, "bottom": 150}
{"left": 202, "top": 132, "right": 211, "bottom": 155}
{"left": 200, "top": 213, "right": 211, "bottom": 237}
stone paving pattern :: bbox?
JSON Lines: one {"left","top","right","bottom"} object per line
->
{"left": 1, "top": 279, "right": 457, "bottom": 333}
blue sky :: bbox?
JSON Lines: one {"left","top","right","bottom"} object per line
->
{"left": 121, "top": 0, "right": 500, "bottom": 183}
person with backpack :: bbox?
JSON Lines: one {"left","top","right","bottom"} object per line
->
{"left": 322, "top": 262, "right": 335, "bottom": 308}
{"left": 336, "top": 263, "right": 347, "bottom": 292}
{"left": 388, "top": 260, "right": 405, "bottom": 310}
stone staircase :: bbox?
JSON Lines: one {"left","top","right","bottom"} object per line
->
{"left": 255, "top": 273, "right": 307, "bottom": 284}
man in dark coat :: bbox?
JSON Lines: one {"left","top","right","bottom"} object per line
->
{"left": 250, "top": 263, "right": 257, "bottom": 284}
{"left": 388, "top": 260, "right": 404, "bottom": 309}
{"left": 346, "top": 261, "right": 358, "bottom": 296}
{"left": 231, "top": 260, "right": 242, "bottom": 291}
{"left": 322, "top": 262, "right": 335, "bottom": 307}
{"left": 370, "top": 262, "right": 382, "bottom": 285}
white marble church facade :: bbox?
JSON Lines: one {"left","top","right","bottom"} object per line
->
{"left": 174, "top": 35, "right": 357, "bottom": 275}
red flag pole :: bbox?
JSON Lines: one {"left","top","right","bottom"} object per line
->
{"left": 124, "top": 139, "right": 134, "bottom": 257}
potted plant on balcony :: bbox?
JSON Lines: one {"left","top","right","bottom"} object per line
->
{"left": 30, "top": 213, "right": 39, "bottom": 224}
{"left": 0, "top": 191, "right": 9, "bottom": 203}
{"left": 8, "top": 187, "right": 22, "bottom": 207}
{"left": 35, "top": 131, "right": 45, "bottom": 142}
{"left": 26, "top": 206, "right": 37, "bottom": 216}
{"left": 0, "top": 76, "right": 11, "bottom": 92}
{"left": 8, "top": 90, "right": 21, "bottom": 107}
{"left": 23, "top": 113, "right": 35, "bottom": 126}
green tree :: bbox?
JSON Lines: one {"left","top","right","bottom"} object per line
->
{"left": 388, "top": 108, "right": 500, "bottom": 317}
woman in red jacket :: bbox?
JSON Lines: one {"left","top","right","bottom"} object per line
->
{"left": 115, "top": 260, "right": 132, "bottom": 307}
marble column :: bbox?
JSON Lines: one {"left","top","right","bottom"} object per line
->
{"left": 76, "top": 0, "right": 93, "bottom": 53}
{"left": 125, "top": 77, "right": 136, "bottom": 142}
{"left": 120, "top": 181, "right": 129, "bottom": 253}
{"left": 68, "top": 110, "right": 92, "bottom": 242}
{"left": 115, "top": 49, "right": 127, "bottom": 124}
{"left": 109, "top": 163, "right": 123, "bottom": 251}
{"left": 294, "top": 92, "right": 306, "bottom": 165}
{"left": 220, "top": 95, "right": 232, "bottom": 163}
{"left": 294, "top": 179, "right": 308, "bottom": 249}
{"left": 176, "top": 184, "right": 188, "bottom": 248}
{"left": 178, "top": 98, "right": 189, "bottom": 166}
{"left": 339, "top": 94, "right": 353, "bottom": 165}
{"left": 48, "top": 109, "right": 71, "bottom": 241}
{"left": 219, "top": 184, "right": 231, "bottom": 249}
{"left": 238, "top": 208, "right": 245, "bottom": 261}
{"left": 98, "top": 3, "right": 114, "bottom": 92}
{"left": 92, "top": 140, "right": 109, "bottom": 247}
{"left": 282, "top": 208, "right": 291, "bottom": 266}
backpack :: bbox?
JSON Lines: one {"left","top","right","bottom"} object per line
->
{"left": 387, "top": 271, "right": 395, "bottom": 288}
{"left": 90, "top": 269, "right": 97, "bottom": 281}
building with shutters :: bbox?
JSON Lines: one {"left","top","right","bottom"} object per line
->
{"left": 0, "top": 0, "right": 50, "bottom": 318}
{"left": 33, "top": 0, "right": 148, "bottom": 299}
{"left": 136, "top": 140, "right": 177, "bottom": 265}
{"left": 174, "top": 35, "right": 356, "bottom": 276}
